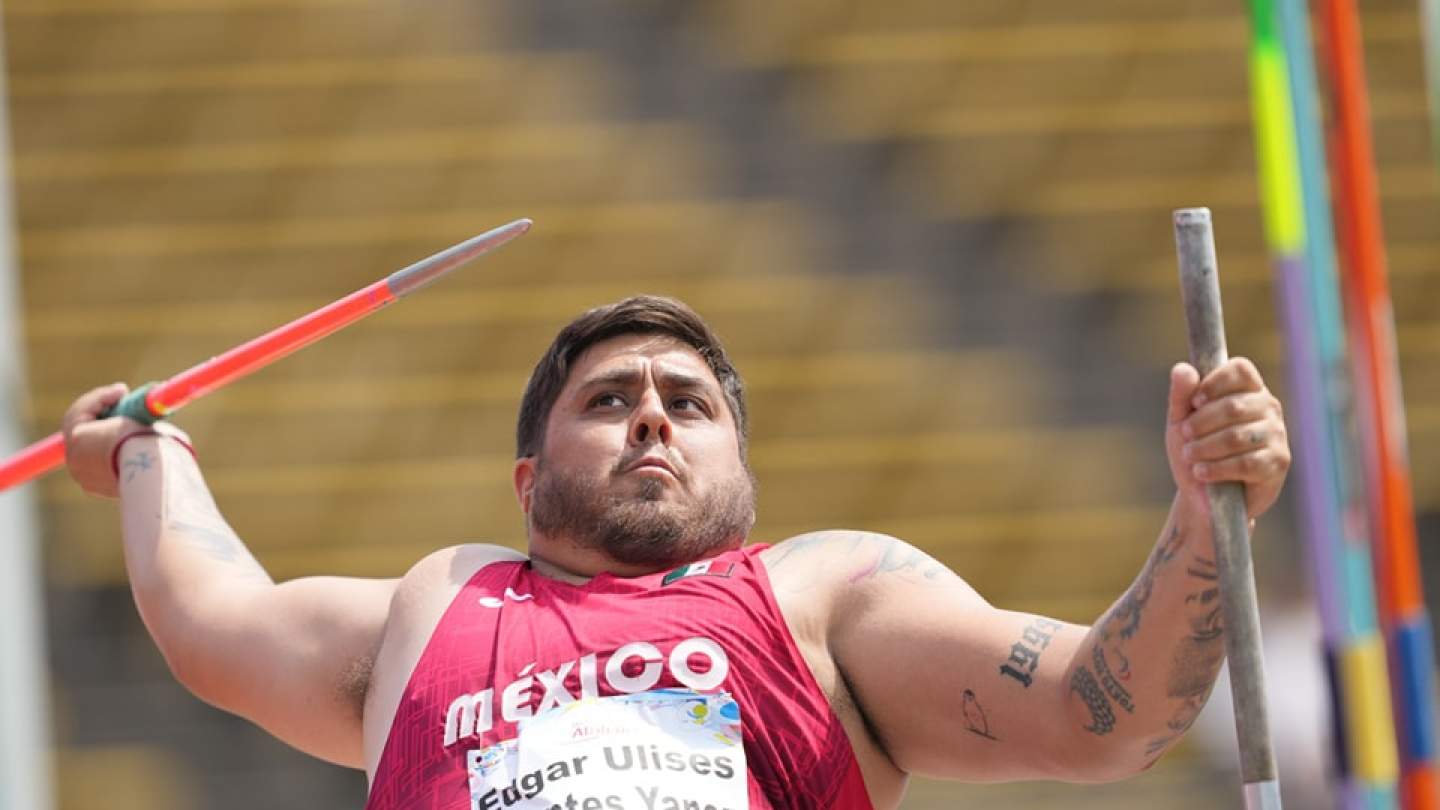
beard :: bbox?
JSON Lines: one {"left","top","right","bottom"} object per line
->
{"left": 528, "top": 454, "right": 757, "bottom": 570}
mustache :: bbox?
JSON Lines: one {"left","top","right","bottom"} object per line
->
{"left": 611, "top": 447, "right": 683, "bottom": 479}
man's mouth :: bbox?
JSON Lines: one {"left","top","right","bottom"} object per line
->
{"left": 624, "top": 456, "right": 679, "bottom": 479}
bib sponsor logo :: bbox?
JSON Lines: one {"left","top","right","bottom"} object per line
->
{"left": 443, "top": 637, "right": 730, "bottom": 747}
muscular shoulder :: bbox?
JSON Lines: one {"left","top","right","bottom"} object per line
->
{"left": 763, "top": 531, "right": 988, "bottom": 630}
{"left": 392, "top": 543, "right": 528, "bottom": 602}
{"left": 378, "top": 542, "right": 526, "bottom": 655}
{"left": 382, "top": 543, "right": 528, "bottom": 636}
{"left": 762, "top": 530, "right": 971, "bottom": 595}
{"left": 363, "top": 542, "right": 527, "bottom": 775}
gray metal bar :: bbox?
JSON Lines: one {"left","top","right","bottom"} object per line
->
{"left": 385, "top": 218, "right": 532, "bottom": 298}
{"left": 1173, "top": 207, "right": 1283, "bottom": 810}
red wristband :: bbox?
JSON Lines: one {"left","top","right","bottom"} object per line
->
{"left": 110, "top": 430, "right": 198, "bottom": 478}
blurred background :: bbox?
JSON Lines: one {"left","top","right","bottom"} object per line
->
{"left": 0, "top": 0, "right": 1436, "bottom": 807}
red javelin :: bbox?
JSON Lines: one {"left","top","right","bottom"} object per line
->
{"left": 0, "top": 217, "right": 532, "bottom": 491}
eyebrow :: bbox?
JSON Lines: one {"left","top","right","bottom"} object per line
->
{"left": 576, "top": 368, "right": 715, "bottom": 395}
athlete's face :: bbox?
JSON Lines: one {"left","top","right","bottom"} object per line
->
{"left": 515, "top": 334, "right": 755, "bottom": 570}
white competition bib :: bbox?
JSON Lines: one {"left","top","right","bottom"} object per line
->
{"left": 468, "top": 689, "right": 747, "bottom": 810}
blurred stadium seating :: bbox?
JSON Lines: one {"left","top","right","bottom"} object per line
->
{"left": 4, "top": 0, "right": 1436, "bottom": 806}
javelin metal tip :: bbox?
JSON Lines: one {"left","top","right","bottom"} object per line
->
{"left": 387, "top": 217, "right": 534, "bottom": 297}
{"left": 473, "top": 217, "right": 532, "bottom": 245}
{"left": 486, "top": 217, "right": 533, "bottom": 241}
{"left": 1173, "top": 207, "right": 1212, "bottom": 226}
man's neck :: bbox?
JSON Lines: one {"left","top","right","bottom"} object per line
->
{"left": 525, "top": 552, "right": 599, "bottom": 584}
{"left": 524, "top": 536, "right": 743, "bottom": 584}
{"left": 524, "top": 544, "right": 665, "bottom": 584}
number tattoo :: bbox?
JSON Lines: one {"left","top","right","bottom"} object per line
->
{"left": 999, "top": 617, "right": 1063, "bottom": 688}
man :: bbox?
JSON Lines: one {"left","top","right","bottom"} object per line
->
{"left": 62, "top": 295, "right": 1290, "bottom": 809}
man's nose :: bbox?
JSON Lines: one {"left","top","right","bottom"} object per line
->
{"left": 629, "top": 391, "right": 673, "bottom": 446}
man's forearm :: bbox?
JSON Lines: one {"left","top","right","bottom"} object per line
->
{"left": 117, "top": 434, "right": 272, "bottom": 681}
{"left": 1063, "top": 494, "right": 1225, "bottom": 773}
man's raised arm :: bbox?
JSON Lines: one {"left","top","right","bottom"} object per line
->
{"left": 771, "top": 357, "right": 1289, "bottom": 783}
{"left": 62, "top": 383, "right": 397, "bottom": 768}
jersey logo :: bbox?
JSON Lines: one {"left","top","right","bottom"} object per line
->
{"left": 478, "top": 587, "right": 535, "bottom": 608}
{"left": 661, "top": 560, "right": 735, "bottom": 586}
{"left": 443, "top": 637, "right": 732, "bottom": 746}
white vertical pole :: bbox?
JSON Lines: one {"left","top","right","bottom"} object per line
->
{"left": 0, "top": 9, "right": 56, "bottom": 810}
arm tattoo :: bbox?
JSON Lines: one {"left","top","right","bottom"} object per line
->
{"left": 998, "top": 617, "right": 1062, "bottom": 688}
{"left": 1070, "top": 666, "right": 1116, "bottom": 735}
{"left": 1166, "top": 555, "right": 1227, "bottom": 701}
{"left": 122, "top": 451, "right": 154, "bottom": 482}
{"left": 1183, "top": 565, "right": 1223, "bottom": 642}
{"left": 847, "top": 536, "right": 949, "bottom": 584}
{"left": 154, "top": 452, "right": 270, "bottom": 579}
{"left": 764, "top": 533, "right": 835, "bottom": 570}
{"left": 1100, "top": 523, "right": 1186, "bottom": 643}
{"left": 1186, "top": 554, "right": 1219, "bottom": 584}
{"left": 1165, "top": 639, "right": 1224, "bottom": 704}
{"left": 1144, "top": 694, "right": 1207, "bottom": 760}
{"left": 1079, "top": 522, "right": 1187, "bottom": 728}
{"left": 1144, "top": 554, "right": 1227, "bottom": 759}
{"left": 167, "top": 519, "right": 250, "bottom": 564}
{"left": 1090, "top": 645, "right": 1135, "bottom": 713}
{"left": 961, "top": 689, "right": 1000, "bottom": 741}
{"left": 764, "top": 532, "right": 866, "bottom": 593}
{"left": 767, "top": 532, "right": 951, "bottom": 593}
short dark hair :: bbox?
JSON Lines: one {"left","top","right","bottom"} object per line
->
{"left": 516, "top": 296, "right": 748, "bottom": 458}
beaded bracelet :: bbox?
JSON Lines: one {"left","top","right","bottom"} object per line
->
{"left": 110, "top": 430, "right": 199, "bottom": 478}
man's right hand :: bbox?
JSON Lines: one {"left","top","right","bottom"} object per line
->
{"left": 61, "top": 382, "right": 190, "bottom": 498}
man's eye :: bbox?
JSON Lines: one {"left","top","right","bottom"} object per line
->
{"left": 672, "top": 397, "right": 705, "bottom": 414}
{"left": 591, "top": 393, "right": 627, "bottom": 409}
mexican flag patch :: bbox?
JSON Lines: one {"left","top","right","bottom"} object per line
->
{"left": 661, "top": 560, "right": 736, "bottom": 586}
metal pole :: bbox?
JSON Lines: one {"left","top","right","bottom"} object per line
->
{"left": 1173, "top": 207, "right": 1283, "bottom": 810}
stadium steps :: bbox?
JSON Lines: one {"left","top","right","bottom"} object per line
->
{"left": 7, "top": 52, "right": 620, "bottom": 154}
{"left": 52, "top": 745, "right": 196, "bottom": 810}
{"left": 4, "top": 0, "right": 512, "bottom": 67}
{"left": 692, "top": 0, "right": 1244, "bottom": 67}
{"left": 776, "top": 14, "right": 1420, "bottom": 137}
{"left": 11, "top": 122, "right": 726, "bottom": 229}
{"left": 16, "top": 199, "right": 830, "bottom": 312}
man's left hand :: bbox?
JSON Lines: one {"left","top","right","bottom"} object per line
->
{"left": 1165, "top": 357, "right": 1291, "bottom": 519}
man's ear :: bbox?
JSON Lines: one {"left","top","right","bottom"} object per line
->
{"left": 513, "top": 456, "right": 537, "bottom": 515}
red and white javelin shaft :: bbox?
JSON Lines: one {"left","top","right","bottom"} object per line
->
{"left": 0, "top": 217, "right": 532, "bottom": 492}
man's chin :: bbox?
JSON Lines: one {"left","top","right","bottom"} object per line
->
{"left": 531, "top": 463, "right": 755, "bottom": 568}
{"left": 607, "top": 498, "right": 683, "bottom": 526}
{"left": 618, "top": 475, "right": 677, "bottom": 502}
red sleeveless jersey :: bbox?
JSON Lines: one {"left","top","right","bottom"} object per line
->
{"left": 364, "top": 544, "right": 874, "bottom": 810}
